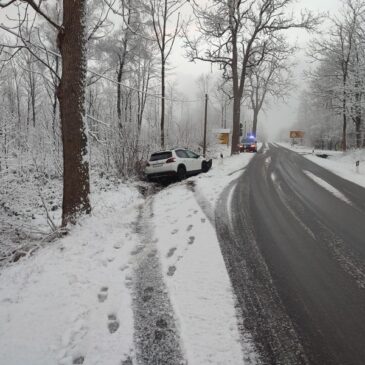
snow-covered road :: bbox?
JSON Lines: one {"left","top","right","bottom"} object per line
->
{"left": 218, "top": 143, "right": 365, "bottom": 364}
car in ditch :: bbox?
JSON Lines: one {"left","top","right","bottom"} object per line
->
{"left": 145, "top": 148, "right": 212, "bottom": 182}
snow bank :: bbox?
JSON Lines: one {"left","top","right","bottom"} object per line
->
{"left": 279, "top": 142, "right": 365, "bottom": 189}
{"left": 0, "top": 183, "right": 143, "bottom": 365}
{"left": 304, "top": 170, "right": 352, "bottom": 205}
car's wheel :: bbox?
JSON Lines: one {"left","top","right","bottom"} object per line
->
{"left": 177, "top": 165, "right": 187, "bottom": 181}
{"left": 202, "top": 161, "right": 209, "bottom": 173}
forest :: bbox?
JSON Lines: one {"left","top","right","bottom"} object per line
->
{"left": 295, "top": 0, "right": 365, "bottom": 151}
{"left": 1, "top": 0, "right": 362, "bottom": 259}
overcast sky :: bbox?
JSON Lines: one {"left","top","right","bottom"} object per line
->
{"left": 261, "top": 0, "right": 342, "bottom": 140}
{"left": 170, "top": 0, "right": 344, "bottom": 141}
{"left": 0, "top": 0, "right": 343, "bottom": 141}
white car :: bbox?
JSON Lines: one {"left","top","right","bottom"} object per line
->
{"left": 145, "top": 148, "right": 212, "bottom": 181}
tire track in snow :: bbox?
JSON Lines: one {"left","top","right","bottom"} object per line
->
{"left": 131, "top": 198, "right": 186, "bottom": 365}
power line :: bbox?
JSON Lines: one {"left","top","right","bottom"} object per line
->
{"left": 0, "top": 24, "right": 204, "bottom": 103}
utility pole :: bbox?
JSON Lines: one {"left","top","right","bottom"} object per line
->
{"left": 203, "top": 94, "right": 208, "bottom": 157}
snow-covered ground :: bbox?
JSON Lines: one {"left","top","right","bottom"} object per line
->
{"left": 278, "top": 142, "right": 365, "bottom": 189}
{"left": 0, "top": 145, "right": 259, "bottom": 365}
{"left": 0, "top": 183, "right": 143, "bottom": 365}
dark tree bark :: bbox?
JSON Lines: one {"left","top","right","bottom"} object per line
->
{"left": 52, "top": 56, "right": 59, "bottom": 144}
{"left": 116, "top": 22, "right": 130, "bottom": 124}
{"left": 117, "top": 57, "right": 124, "bottom": 123}
{"left": 161, "top": 59, "right": 166, "bottom": 148}
{"left": 353, "top": 75, "right": 362, "bottom": 148}
{"left": 342, "top": 83, "right": 347, "bottom": 151}
{"left": 57, "top": 0, "right": 91, "bottom": 226}
{"left": 252, "top": 110, "right": 258, "bottom": 137}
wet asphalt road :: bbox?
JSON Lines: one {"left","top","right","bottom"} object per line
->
{"left": 216, "top": 144, "right": 365, "bottom": 365}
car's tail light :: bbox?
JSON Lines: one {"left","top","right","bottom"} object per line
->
{"left": 166, "top": 157, "right": 176, "bottom": 163}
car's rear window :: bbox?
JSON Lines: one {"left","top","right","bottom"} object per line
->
{"left": 149, "top": 152, "right": 172, "bottom": 161}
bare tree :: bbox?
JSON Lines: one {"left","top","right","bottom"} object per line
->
{"left": 185, "top": 0, "right": 319, "bottom": 154}
{"left": 1, "top": 0, "right": 91, "bottom": 226}
{"left": 311, "top": 0, "right": 365, "bottom": 151}
{"left": 246, "top": 37, "right": 295, "bottom": 136}
{"left": 144, "top": 0, "right": 185, "bottom": 149}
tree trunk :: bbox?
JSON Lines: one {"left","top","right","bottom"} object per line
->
{"left": 57, "top": 0, "right": 90, "bottom": 226}
{"left": 161, "top": 59, "right": 165, "bottom": 149}
{"left": 31, "top": 76, "right": 36, "bottom": 128}
{"left": 117, "top": 59, "right": 123, "bottom": 123}
{"left": 231, "top": 95, "right": 241, "bottom": 154}
{"left": 230, "top": 29, "right": 240, "bottom": 155}
{"left": 252, "top": 108, "right": 258, "bottom": 137}
{"left": 355, "top": 117, "right": 361, "bottom": 148}
{"left": 342, "top": 113, "right": 347, "bottom": 152}
{"left": 342, "top": 95, "right": 347, "bottom": 152}
{"left": 52, "top": 56, "right": 59, "bottom": 144}
{"left": 354, "top": 87, "right": 362, "bottom": 148}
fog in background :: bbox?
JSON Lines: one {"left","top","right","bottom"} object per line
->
{"left": 170, "top": 0, "right": 343, "bottom": 142}
{"left": 0, "top": 0, "right": 342, "bottom": 142}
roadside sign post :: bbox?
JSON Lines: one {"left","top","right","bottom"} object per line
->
{"left": 356, "top": 160, "right": 360, "bottom": 173}
{"left": 290, "top": 131, "right": 305, "bottom": 146}
{"left": 214, "top": 128, "right": 231, "bottom": 147}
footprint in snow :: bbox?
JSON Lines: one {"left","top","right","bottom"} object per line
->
{"left": 166, "top": 247, "right": 177, "bottom": 258}
{"left": 121, "top": 356, "right": 133, "bottom": 365}
{"left": 98, "top": 287, "right": 108, "bottom": 303}
{"left": 73, "top": 356, "right": 85, "bottom": 364}
{"left": 193, "top": 210, "right": 198, "bottom": 214}
{"left": 167, "top": 266, "right": 176, "bottom": 277}
{"left": 142, "top": 286, "right": 154, "bottom": 302}
{"left": 201, "top": 218, "right": 206, "bottom": 223}
{"left": 188, "top": 236, "right": 195, "bottom": 245}
{"left": 125, "top": 275, "right": 133, "bottom": 289}
{"left": 131, "top": 245, "right": 144, "bottom": 256}
{"left": 107, "top": 314, "right": 120, "bottom": 334}
{"left": 186, "top": 224, "right": 193, "bottom": 232}
{"left": 171, "top": 229, "right": 178, "bottom": 235}
{"left": 148, "top": 250, "right": 157, "bottom": 258}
